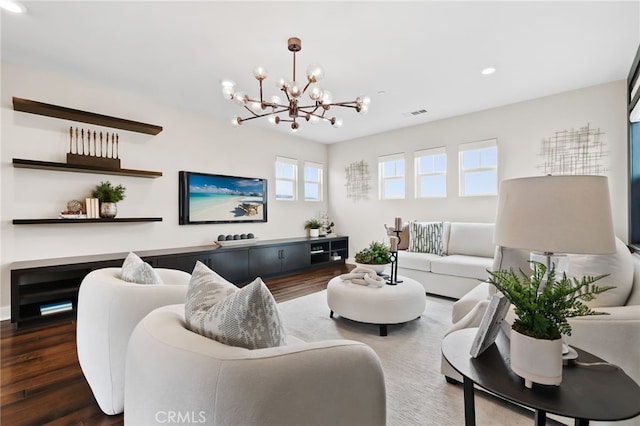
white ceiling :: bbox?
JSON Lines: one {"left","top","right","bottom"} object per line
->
{"left": 2, "top": 1, "right": 639, "bottom": 144}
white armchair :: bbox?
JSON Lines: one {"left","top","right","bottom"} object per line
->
{"left": 441, "top": 238, "right": 640, "bottom": 385}
{"left": 124, "top": 304, "right": 386, "bottom": 426}
{"left": 76, "top": 267, "right": 191, "bottom": 415}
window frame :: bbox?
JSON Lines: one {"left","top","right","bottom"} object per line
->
{"left": 303, "top": 161, "right": 323, "bottom": 202}
{"left": 458, "top": 139, "right": 498, "bottom": 197}
{"left": 275, "top": 156, "right": 298, "bottom": 201}
{"left": 378, "top": 153, "right": 406, "bottom": 200}
{"left": 415, "top": 147, "right": 447, "bottom": 198}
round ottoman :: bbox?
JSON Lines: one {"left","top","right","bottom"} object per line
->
{"left": 327, "top": 275, "right": 426, "bottom": 336}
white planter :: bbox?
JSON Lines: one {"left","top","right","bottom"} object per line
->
{"left": 309, "top": 228, "right": 320, "bottom": 238}
{"left": 510, "top": 329, "right": 563, "bottom": 388}
{"left": 355, "top": 263, "right": 390, "bottom": 274}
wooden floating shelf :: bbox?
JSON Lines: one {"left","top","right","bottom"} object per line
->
{"left": 12, "top": 97, "right": 163, "bottom": 135}
{"left": 13, "top": 218, "right": 163, "bottom": 225}
{"left": 13, "top": 158, "right": 162, "bottom": 178}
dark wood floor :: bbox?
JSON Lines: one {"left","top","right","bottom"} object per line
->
{"left": 1, "top": 263, "right": 351, "bottom": 426}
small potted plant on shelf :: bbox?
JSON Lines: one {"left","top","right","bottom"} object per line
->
{"left": 304, "top": 219, "right": 323, "bottom": 238}
{"left": 354, "top": 241, "right": 392, "bottom": 273}
{"left": 487, "top": 262, "right": 611, "bottom": 388}
{"left": 92, "top": 181, "right": 126, "bottom": 218}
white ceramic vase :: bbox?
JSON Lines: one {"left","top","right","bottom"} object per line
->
{"left": 510, "top": 329, "right": 563, "bottom": 388}
{"left": 355, "top": 263, "right": 390, "bottom": 274}
{"left": 309, "top": 228, "right": 320, "bottom": 238}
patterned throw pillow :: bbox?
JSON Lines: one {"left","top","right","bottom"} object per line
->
{"left": 185, "top": 261, "right": 238, "bottom": 319}
{"left": 408, "top": 221, "right": 444, "bottom": 255}
{"left": 185, "top": 263, "right": 287, "bottom": 349}
{"left": 120, "top": 252, "right": 164, "bottom": 284}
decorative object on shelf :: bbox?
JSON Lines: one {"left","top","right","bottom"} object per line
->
{"left": 538, "top": 123, "right": 608, "bottom": 176}
{"left": 354, "top": 241, "right": 391, "bottom": 274}
{"left": 492, "top": 174, "right": 617, "bottom": 388}
{"left": 221, "top": 36, "right": 370, "bottom": 132}
{"left": 216, "top": 233, "right": 257, "bottom": 246}
{"left": 67, "top": 199, "right": 84, "bottom": 213}
{"left": 60, "top": 199, "right": 88, "bottom": 219}
{"left": 319, "top": 211, "right": 334, "bottom": 236}
{"left": 345, "top": 160, "right": 370, "bottom": 202}
{"left": 487, "top": 262, "right": 611, "bottom": 388}
{"left": 92, "top": 181, "right": 126, "bottom": 219}
{"left": 67, "top": 126, "right": 122, "bottom": 169}
{"left": 304, "top": 218, "right": 323, "bottom": 238}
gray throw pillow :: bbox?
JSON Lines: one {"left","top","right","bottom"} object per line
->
{"left": 185, "top": 263, "right": 287, "bottom": 349}
{"left": 185, "top": 261, "right": 238, "bottom": 320}
{"left": 120, "top": 252, "right": 163, "bottom": 284}
{"left": 408, "top": 221, "right": 444, "bottom": 255}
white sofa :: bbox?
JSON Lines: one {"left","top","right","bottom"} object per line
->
{"left": 76, "top": 267, "right": 191, "bottom": 415}
{"left": 441, "top": 238, "right": 640, "bottom": 386}
{"left": 397, "top": 222, "right": 495, "bottom": 299}
{"left": 124, "top": 304, "right": 386, "bottom": 426}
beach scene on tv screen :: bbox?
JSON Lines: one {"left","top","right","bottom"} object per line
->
{"left": 189, "top": 174, "right": 265, "bottom": 222}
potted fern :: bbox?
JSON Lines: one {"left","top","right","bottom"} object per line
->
{"left": 354, "top": 241, "right": 392, "bottom": 273}
{"left": 92, "top": 181, "right": 126, "bottom": 218}
{"left": 487, "top": 262, "right": 611, "bottom": 388}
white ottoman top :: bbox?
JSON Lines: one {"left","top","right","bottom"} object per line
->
{"left": 327, "top": 275, "right": 426, "bottom": 325}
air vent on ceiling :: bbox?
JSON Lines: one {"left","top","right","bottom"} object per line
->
{"left": 402, "top": 109, "right": 428, "bottom": 117}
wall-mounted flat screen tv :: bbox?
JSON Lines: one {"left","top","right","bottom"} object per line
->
{"left": 179, "top": 171, "right": 267, "bottom": 224}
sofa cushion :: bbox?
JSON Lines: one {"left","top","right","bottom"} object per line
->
{"left": 397, "top": 250, "right": 441, "bottom": 271}
{"left": 185, "top": 263, "right": 286, "bottom": 349}
{"left": 446, "top": 222, "right": 495, "bottom": 258}
{"left": 408, "top": 221, "right": 444, "bottom": 255}
{"left": 566, "top": 237, "right": 633, "bottom": 308}
{"left": 120, "top": 252, "right": 163, "bottom": 285}
{"left": 430, "top": 255, "right": 493, "bottom": 280}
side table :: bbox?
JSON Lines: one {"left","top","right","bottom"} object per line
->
{"left": 441, "top": 328, "right": 640, "bottom": 426}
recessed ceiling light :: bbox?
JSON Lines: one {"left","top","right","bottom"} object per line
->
{"left": 0, "top": 0, "right": 26, "bottom": 14}
{"left": 481, "top": 67, "right": 496, "bottom": 75}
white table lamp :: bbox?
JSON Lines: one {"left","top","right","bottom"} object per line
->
{"left": 493, "top": 175, "right": 616, "bottom": 275}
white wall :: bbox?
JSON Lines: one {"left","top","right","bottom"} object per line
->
{"left": 328, "top": 81, "right": 628, "bottom": 256}
{"left": 1, "top": 61, "right": 629, "bottom": 318}
{"left": 1, "top": 62, "right": 329, "bottom": 314}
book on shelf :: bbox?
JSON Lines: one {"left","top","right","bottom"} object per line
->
{"left": 40, "top": 301, "right": 73, "bottom": 315}
{"left": 85, "top": 197, "right": 100, "bottom": 218}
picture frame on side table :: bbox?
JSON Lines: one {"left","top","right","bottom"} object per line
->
{"left": 470, "top": 293, "right": 511, "bottom": 358}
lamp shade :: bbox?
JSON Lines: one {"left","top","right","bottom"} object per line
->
{"left": 493, "top": 175, "right": 615, "bottom": 255}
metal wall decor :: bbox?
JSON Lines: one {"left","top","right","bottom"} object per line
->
{"left": 345, "top": 160, "right": 370, "bottom": 202}
{"left": 538, "top": 123, "right": 608, "bottom": 176}
{"left": 66, "top": 126, "right": 121, "bottom": 169}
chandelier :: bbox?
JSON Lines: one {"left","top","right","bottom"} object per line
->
{"left": 221, "top": 37, "right": 370, "bottom": 131}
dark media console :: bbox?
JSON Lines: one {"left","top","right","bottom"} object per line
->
{"left": 10, "top": 235, "right": 348, "bottom": 328}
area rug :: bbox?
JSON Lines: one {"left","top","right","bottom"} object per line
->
{"left": 277, "top": 290, "right": 537, "bottom": 426}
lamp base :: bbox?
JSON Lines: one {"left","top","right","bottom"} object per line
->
{"left": 530, "top": 252, "right": 569, "bottom": 276}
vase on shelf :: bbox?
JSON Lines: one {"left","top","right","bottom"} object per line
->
{"left": 100, "top": 202, "right": 118, "bottom": 219}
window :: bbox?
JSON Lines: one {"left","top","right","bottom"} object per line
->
{"left": 415, "top": 147, "right": 447, "bottom": 198}
{"left": 378, "top": 153, "right": 405, "bottom": 199}
{"left": 304, "top": 161, "right": 323, "bottom": 202}
{"left": 275, "top": 156, "right": 297, "bottom": 200}
{"left": 459, "top": 139, "right": 498, "bottom": 196}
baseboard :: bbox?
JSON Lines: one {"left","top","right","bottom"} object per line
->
{"left": 1, "top": 305, "right": 10, "bottom": 321}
